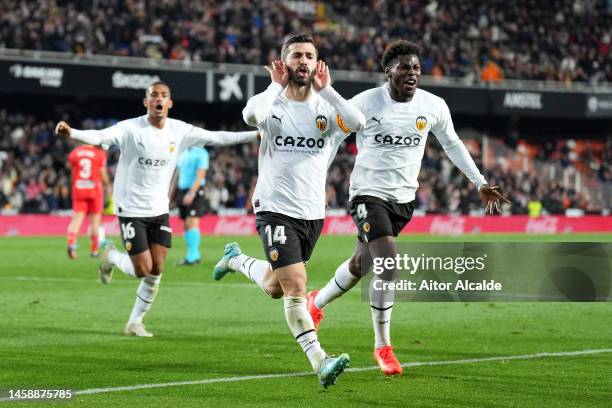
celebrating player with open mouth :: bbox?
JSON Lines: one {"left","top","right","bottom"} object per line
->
{"left": 307, "top": 40, "right": 509, "bottom": 376}
{"left": 55, "top": 81, "right": 258, "bottom": 337}
{"left": 212, "top": 34, "right": 366, "bottom": 388}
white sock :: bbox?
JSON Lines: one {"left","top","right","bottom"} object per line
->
{"left": 314, "top": 259, "right": 359, "bottom": 309}
{"left": 284, "top": 296, "right": 327, "bottom": 372}
{"left": 370, "top": 278, "right": 395, "bottom": 348}
{"left": 108, "top": 249, "right": 137, "bottom": 278}
{"left": 229, "top": 254, "right": 270, "bottom": 292}
{"left": 128, "top": 274, "right": 161, "bottom": 325}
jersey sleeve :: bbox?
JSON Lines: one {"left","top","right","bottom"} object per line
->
{"left": 183, "top": 123, "right": 258, "bottom": 148}
{"left": 333, "top": 91, "right": 368, "bottom": 136}
{"left": 431, "top": 101, "right": 460, "bottom": 146}
{"left": 319, "top": 86, "right": 365, "bottom": 135}
{"left": 242, "top": 82, "right": 284, "bottom": 127}
{"left": 431, "top": 100, "right": 487, "bottom": 188}
{"left": 71, "top": 120, "right": 129, "bottom": 148}
{"left": 350, "top": 92, "right": 368, "bottom": 116}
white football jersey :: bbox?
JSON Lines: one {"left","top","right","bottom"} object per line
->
{"left": 251, "top": 93, "right": 349, "bottom": 220}
{"left": 72, "top": 115, "right": 255, "bottom": 217}
{"left": 349, "top": 85, "right": 486, "bottom": 203}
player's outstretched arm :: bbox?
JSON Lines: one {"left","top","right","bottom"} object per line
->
{"left": 432, "top": 102, "right": 489, "bottom": 188}
{"left": 55, "top": 120, "right": 123, "bottom": 146}
{"left": 433, "top": 106, "right": 511, "bottom": 214}
{"left": 313, "top": 61, "right": 366, "bottom": 132}
{"left": 242, "top": 60, "right": 287, "bottom": 127}
{"left": 188, "top": 127, "right": 259, "bottom": 147}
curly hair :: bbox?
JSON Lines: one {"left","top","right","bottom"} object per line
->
{"left": 381, "top": 40, "right": 421, "bottom": 69}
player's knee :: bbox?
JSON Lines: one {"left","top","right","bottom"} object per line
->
{"left": 348, "top": 255, "right": 362, "bottom": 277}
{"left": 369, "top": 240, "right": 396, "bottom": 264}
{"left": 132, "top": 259, "right": 154, "bottom": 278}
{"left": 266, "top": 286, "right": 284, "bottom": 299}
{"left": 133, "top": 265, "right": 150, "bottom": 278}
{"left": 151, "top": 262, "right": 164, "bottom": 276}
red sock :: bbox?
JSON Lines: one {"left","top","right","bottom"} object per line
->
{"left": 91, "top": 234, "right": 99, "bottom": 253}
{"left": 67, "top": 232, "right": 77, "bottom": 247}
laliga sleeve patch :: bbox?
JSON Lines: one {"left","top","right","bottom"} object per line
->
{"left": 336, "top": 115, "right": 351, "bottom": 134}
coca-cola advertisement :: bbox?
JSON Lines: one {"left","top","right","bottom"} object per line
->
{"left": 1, "top": 215, "right": 610, "bottom": 236}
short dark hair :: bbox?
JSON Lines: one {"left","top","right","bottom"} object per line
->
{"left": 381, "top": 40, "right": 421, "bottom": 69}
{"left": 145, "top": 81, "right": 171, "bottom": 97}
{"left": 281, "top": 33, "right": 317, "bottom": 59}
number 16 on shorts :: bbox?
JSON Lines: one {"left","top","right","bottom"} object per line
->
{"left": 121, "top": 222, "right": 136, "bottom": 239}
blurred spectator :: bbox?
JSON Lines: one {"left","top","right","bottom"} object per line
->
{"left": 0, "top": 0, "right": 610, "bottom": 83}
{"left": 481, "top": 59, "right": 503, "bottom": 82}
{"left": 528, "top": 196, "right": 543, "bottom": 217}
{"left": 0, "top": 107, "right": 609, "bottom": 215}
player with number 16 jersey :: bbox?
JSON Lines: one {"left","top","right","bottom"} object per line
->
{"left": 55, "top": 81, "right": 258, "bottom": 338}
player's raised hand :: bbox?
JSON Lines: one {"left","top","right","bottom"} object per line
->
{"left": 479, "top": 184, "right": 510, "bottom": 215}
{"left": 264, "top": 60, "right": 288, "bottom": 87}
{"left": 313, "top": 60, "right": 330, "bottom": 91}
{"left": 55, "top": 121, "right": 72, "bottom": 138}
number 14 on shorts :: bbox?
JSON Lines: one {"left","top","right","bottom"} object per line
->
{"left": 264, "top": 225, "right": 287, "bottom": 246}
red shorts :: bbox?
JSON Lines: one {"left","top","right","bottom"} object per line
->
{"left": 73, "top": 195, "right": 104, "bottom": 214}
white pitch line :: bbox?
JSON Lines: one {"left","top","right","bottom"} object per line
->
{"left": 72, "top": 348, "right": 612, "bottom": 396}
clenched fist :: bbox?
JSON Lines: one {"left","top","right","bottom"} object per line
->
{"left": 55, "top": 121, "right": 72, "bottom": 137}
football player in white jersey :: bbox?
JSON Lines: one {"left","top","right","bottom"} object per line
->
{"left": 55, "top": 81, "right": 258, "bottom": 337}
{"left": 306, "top": 40, "right": 509, "bottom": 376}
{"left": 212, "top": 34, "right": 366, "bottom": 388}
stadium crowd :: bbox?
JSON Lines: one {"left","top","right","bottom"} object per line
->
{"left": 1, "top": 110, "right": 609, "bottom": 216}
{"left": 1, "top": 0, "right": 610, "bottom": 84}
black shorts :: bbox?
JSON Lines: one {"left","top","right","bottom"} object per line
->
{"left": 177, "top": 187, "right": 206, "bottom": 220}
{"left": 118, "top": 214, "right": 172, "bottom": 256}
{"left": 349, "top": 195, "right": 415, "bottom": 244}
{"left": 255, "top": 211, "right": 323, "bottom": 270}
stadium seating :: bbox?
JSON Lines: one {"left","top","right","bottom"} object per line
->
{"left": 1, "top": 0, "right": 610, "bottom": 83}
{"left": 1, "top": 109, "right": 609, "bottom": 215}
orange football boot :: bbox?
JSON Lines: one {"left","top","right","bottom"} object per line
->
{"left": 374, "top": 345, "right": 403, "bottom": 376}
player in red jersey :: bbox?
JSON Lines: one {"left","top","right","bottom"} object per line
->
{"left": 66, "top": 143, "right": 111, "bottom": 258}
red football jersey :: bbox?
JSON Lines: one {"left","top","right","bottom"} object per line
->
{"left": 68, "top": 145, "right": 107, "bottom": 199}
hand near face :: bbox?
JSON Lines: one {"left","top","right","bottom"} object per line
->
{"left": 313, "top": 60, "right": 330, "bottom": 91}
{"left": 264, "top": 60, "right": 289, "bottom": 87}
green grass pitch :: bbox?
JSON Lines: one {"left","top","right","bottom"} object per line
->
{"left": 1, "top": 234, "right": 611, "bottom": 407}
